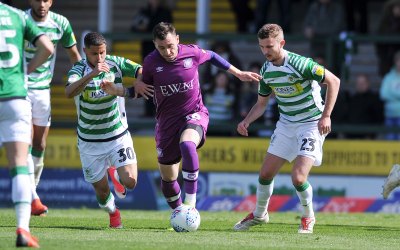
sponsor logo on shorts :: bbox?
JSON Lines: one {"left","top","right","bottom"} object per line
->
{"left": 156, "top": 147, "right": 163, "bottom": 157}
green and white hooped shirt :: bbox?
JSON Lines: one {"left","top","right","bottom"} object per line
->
{"left": 259, "top": 50, "right": 325, "bottom": 123}
{"left": 66, "top": 55, "right": 141, "bottom": 141}
{"left": 25, "top": 9, "right": 77, "bottom": 90}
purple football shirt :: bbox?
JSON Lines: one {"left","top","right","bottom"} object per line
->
{"left": 142, "top": 44, "right": 212, "bottom": 139}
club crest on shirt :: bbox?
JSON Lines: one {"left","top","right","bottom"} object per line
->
{"left": 183, "top": 58, "right": 193, "bottom": 69}
{"left": 156, "top": 66, "right": 163, "bottom": 73}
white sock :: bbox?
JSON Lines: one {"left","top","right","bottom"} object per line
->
{"left": 98, "top": 192, "right": 116, "bottom": 214}
{"left": 15, "top": 203, "right": 31, "bottom": 231}
{"left": 296, "top": 184, "right": 314, "bottom": 218}
{"left": 28, "top": 153, "right": 39, "bottom": 200}
{"left": 12, "top": 168, "right": 32, "bottom": 231}
{"left": 32, "top": 155, "right": 44, "bottom": 186}
{"left": 253, "top": 180, "right": 274, "bottom": 218}
{"left": 184, "top": 193, "right": 196, "bottom": 207}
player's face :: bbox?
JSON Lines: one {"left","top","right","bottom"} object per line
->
{"left": 154, "top": 33, "right": 179, "bottom": 62}
{"left": 29, "top": 0, "right": 52, "bottom": 21}
{"left": 258, "top": 37, "right": 285, "bottom": 66}
{"left": 84, "top": 44, "right": 107, "bottom": 67}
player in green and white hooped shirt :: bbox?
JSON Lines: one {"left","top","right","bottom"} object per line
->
{"left": 65, "top": 32, "right": 147, "bottom": 228}
{"left": 25, "top": 0, "right": 82, "bottom": 216}
{"left": 233, "top": 24, "right": 340, "bottom": 234}
{"left": 0, "top": 3, "right": 53, "bottom": 247}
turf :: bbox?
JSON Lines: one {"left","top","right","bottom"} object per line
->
{"left": 0, "top": 209, "right": 399, "bottom": 249}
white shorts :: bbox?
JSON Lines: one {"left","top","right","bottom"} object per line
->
{"left": 78, "top": 131, "right": 137, "bottom": 183}
{"left": 27, "top": 89, "right": 51, "bottom": 127}
{"left": 268, "top": 118, "right": 326, "bottom": 166}
{"left": 0, "top": 99, "right": 31, "bottom": 144}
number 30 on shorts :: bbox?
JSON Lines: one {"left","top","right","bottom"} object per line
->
{"left": 117, "top": 147, "right": 135, "bottom": 163}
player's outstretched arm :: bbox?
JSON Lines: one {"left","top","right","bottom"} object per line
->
{"left": 227, "top": 65, "right": 262, "bottom": 83}
{"left": 238, "top": 95, "right": 270, "bottom": 136}
{"left": 27, "top": 35, "right": 54, "bottom": 74}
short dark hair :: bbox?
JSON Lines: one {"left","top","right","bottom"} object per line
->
{"left": 152, "top": 22, "right": 176, "bottom": 40}
{"left": 84, "top": 32, "right": 106, "bottom": 48}
{"left": 257, "top": 23, "right": 284, "bottom": 40}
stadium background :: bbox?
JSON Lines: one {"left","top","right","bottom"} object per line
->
{"left": 1, "top": 0, "right": 400, "bottom": 214}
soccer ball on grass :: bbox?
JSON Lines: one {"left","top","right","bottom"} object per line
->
{"left": 170, "top": 204, "right": 200, "bottom": 232}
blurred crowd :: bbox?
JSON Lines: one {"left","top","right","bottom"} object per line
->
{"left": 126, "top": 0, "right": 400, "bottom": 140}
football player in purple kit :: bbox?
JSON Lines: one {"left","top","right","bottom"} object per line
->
{"left": 137, "top": 22, "right": 263, "bottom": 210}
{"left": 102, "top": 22, "right": 261, "bottom": 210}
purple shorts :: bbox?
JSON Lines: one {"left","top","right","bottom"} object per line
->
{"left": 155, "top": 110, "right": 209, "bottom": 165}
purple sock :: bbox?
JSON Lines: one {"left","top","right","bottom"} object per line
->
{"left": 161, "top": 179, "right": 182, "bottom": 209}
{"left": 180, "top": 141, "right": 199, "bottom": 195}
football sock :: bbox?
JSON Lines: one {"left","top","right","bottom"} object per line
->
{"left": 11, "top": 166, "right": 31, "bottom": 231}
{"left": 254, "top": 177, "right": 274, "bottom": 218}
{"left": 161, "top": 179, "right": 182, "bottom": 209}
{"left": 184, "top": 193, "right": 196, "bottom": 207}
{"left": 31, "top": 148, "right": 44, "bottom": 186}
{"left": 97, "top": 192, "right": 116, "bottom": 213}
{"left": 180, "top": 141, "right": 199, "bottom": 199}
{"left": 295, "top": 181, "right": 314, "bottom": 218}
{"left": 27, "top": 149, "right": 39, "bottom": 200}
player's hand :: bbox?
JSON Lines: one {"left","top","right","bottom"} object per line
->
{"left": 134, "top": 79, "right": 154, "bottom": 100}
{"left": 237, "top": 120, "right": 250, "bottom": 136}
{"left": 100, "top": 81, "right": 119, "bottom": 96}
{"left": 91, "top": 62, "right": 109, "bottom": 77}
{"left": 318, "top": 116, "right": 331, "bottom": 135}
{"left": 237, "top": 71, "right": 262, "bottom": 83}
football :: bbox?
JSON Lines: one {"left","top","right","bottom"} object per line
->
{"left": 170, "top": 204, "right": 201, "bottom": 232}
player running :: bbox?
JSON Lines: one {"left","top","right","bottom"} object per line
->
{"left": 65, "top": 32, "right": 146, "bottom": 228}
{"left": 25, "top": 0, "right": 82, "bottom": 216}
{"left": 103, "top": 22, "right": 261, "bottom": 212}
{"left": 0, "top": 2, "right": 54, "bottom": 247}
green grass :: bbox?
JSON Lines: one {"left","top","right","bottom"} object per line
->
{"left": 0, "top": 209, "right": 400, "bottom": 249}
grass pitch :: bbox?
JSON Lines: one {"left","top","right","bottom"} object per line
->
{"left": 0, "top": 209, "right": 399, "bottom": 249}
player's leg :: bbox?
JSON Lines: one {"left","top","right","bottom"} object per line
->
{"left": 292, "top": 156, "right": 315, "bottom": 234}
{"left": 31, "top": 125, "right": 49, "bottom": 186}
{"left": 159, "top": 162, "right": 182, "bottom": 209}
{"left": 30, "top": 89, "right": 51, "bottom": 187}
{"left": 80, "top": 151, "right": 122, "bottom": 229}
{"left": 233, "top": 152, "right": 285, "bottom": 231}
{"left": 92, "top": 175, "right": 122, "bottom": 229}
{"left": 29, "top": 89, "right": 51, "bottom": 215}
{"left": 382, "top": 164, "right": 400, "bottom": 199}
{"left": 234, "top": 119, "right": 296, "bottom": 231}
{"left": 1, "top": 99, "right": 39, "bottom": 247}
{"left": 28, "top": 146, "right": 47, "bottom": 216}
{"left": 294, "top": 121, "right": 324, "bottom": 234}
{"left": 179, "top": 124, "right": 203, "bottom": 207}
{"left": 6, "top": 142, "right": 39, "bottom": 247}
{"left": 156, "top": 128, "right": 185, "bottom": 209}
{"left": 108, "top": 132, "right": 138, "bottom": 199}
